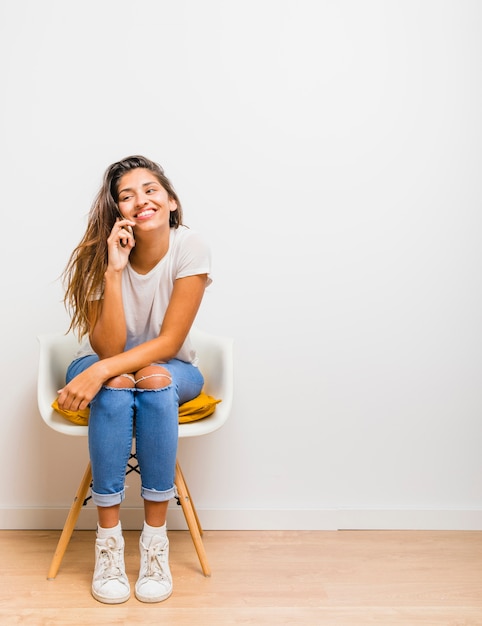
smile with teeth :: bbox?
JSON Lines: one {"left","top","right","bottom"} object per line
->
{"left": 135, "top": 208, "right": 156, "bottom": 219}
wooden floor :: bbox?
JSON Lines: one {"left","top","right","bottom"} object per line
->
{"left": 0, "top": 530, "right": 481, "bottom": 625}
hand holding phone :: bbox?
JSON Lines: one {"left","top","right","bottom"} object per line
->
{"left": 120, "top": 224, "right": 134, "bottom": 248}
{"left": 116, "top": 205, "right": 135, "bottom": 248}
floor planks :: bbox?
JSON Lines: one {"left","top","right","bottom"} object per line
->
{"left": 0, "top": 529, "right": 481, "bottom": 625}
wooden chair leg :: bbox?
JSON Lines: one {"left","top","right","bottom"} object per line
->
{"left": 175, "top": 460, "right": 211, "bottom": 577}
{"left": 176, "top": 461, "right": 203, "bottom": 536}
{"left": 47, "top": 462, "right": 92, "bottom": 580}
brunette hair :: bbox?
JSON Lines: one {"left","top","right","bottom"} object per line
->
{"left": 62, "top": 155, "right": 183, "bottom": 337}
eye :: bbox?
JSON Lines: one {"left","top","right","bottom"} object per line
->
{"left": 146, "top": 188, "right": 156, "bottom": 194}
{"left": 119, "top": 195, "right": 132, "bottom": 202}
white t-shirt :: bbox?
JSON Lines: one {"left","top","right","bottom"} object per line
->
{"left": 74, "top": 226, "right": 212, "bottom": 364}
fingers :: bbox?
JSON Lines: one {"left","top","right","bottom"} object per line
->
{"left": 112, "top": 219, "right": 135, "bottom": 250}
{"left": 106, "top": 221, "right": 135, "bottom": 271}
{"left": 57, "top": 363, "right": 104, "bottom": 412}
{"left": 57, "top": 385, "right": 90, "bottom": 412}
{"left": 119, "top": 224, "right": 134, "bottom": 248}
{"left": 57, "top": 388, "right": 79, "bottom": 412}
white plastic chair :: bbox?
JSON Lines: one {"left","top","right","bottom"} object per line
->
{"left": 37, "top": 327, "right": 234, "bottom": 579}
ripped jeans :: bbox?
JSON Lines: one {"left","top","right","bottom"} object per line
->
{"left": 66, "top": 356, "right": 204, "bottom": 507}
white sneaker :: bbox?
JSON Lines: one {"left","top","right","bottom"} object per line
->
{"left": 92, "top": 534, "right": 130, "bottom": 604}
{"left": 135, "top": 534, "right": 173, "bottom": 603}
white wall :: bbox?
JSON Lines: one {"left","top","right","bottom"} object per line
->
{"left": 1, "top": 0, "right": 481, "bottom": 530}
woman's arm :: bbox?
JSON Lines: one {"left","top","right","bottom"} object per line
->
{"left": 88, "top": 219, "right": 135, "bottom": 358}
{"left": 57, "top": 273, "right": 208, "bottom": 411}
{"left": 88, "top": 269, "right": 127, "bottom": 358}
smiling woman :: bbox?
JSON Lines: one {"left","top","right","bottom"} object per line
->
{"left": 58, "top": 155, "right": 212, "bottom": 605}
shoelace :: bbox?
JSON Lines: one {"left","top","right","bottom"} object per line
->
{"left": 98, "top": 537, "right": 124, "bottom": 580}
{"left": 143, "top": 540, "right": 169, "bottom": 581}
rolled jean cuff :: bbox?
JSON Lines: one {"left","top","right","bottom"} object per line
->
{"left": 141, "top": 485, "right": 176, "bottom": 502}
{"left": 91, "top": 488, "right": 126, "bottom": 508}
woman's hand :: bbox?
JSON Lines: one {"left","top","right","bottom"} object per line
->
{"left": 57, "top": 362, "right": 107, "bottom": 412}
{"left": 107, "top": 218, "right": 136, "bottom": 272}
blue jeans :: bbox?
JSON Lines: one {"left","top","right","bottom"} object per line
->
{"left": 66, "top": 356, "right": 204, "bottom": 507}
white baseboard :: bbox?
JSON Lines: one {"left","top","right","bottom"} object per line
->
{"left": 1, "top": 507, "right": 482, "bottom": 531}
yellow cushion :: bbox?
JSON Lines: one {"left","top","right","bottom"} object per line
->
{"left": 52, "top": 391, "right": 221, "bottom": 426}
{"left": 178, "top": 392, "right": 221, "bottom": 423}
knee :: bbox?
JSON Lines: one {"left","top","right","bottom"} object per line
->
{"left": 105, "top": 374, "right": 136, "bottom": 388}
{"left": 135, "top": 366, "right": 172, "bottom": 390}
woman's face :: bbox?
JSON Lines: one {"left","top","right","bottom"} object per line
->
{"left": 116, "top": 168, "right": 177, "bottom": 233}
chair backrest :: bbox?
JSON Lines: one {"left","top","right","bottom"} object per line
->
{"left": 37, "top": 328, "right": 234, "bottom": 439}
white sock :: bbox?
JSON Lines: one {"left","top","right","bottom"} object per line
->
{"left": 97, "top": 521, "right": 122, "bottom": 539}
{"left": 142, "top": 521, "right": 167, "bottom": 539}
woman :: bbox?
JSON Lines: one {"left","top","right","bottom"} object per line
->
{"left": 58, "top": 155, "right": 211, "bottom": 604}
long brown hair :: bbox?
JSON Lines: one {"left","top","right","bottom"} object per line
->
{"left": 62, "top": 156, "right": 183, "bottom": 338}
